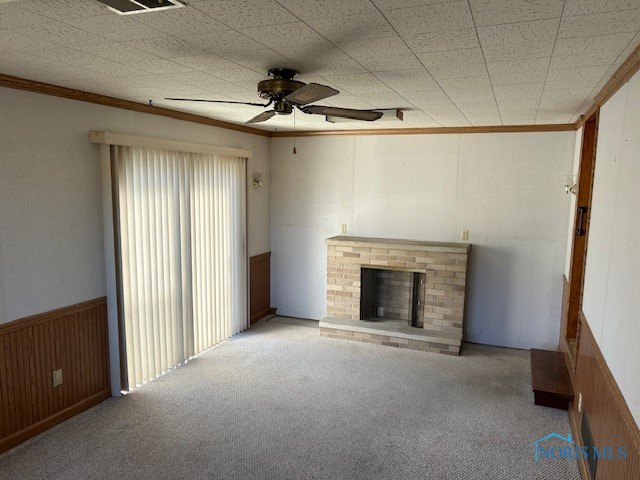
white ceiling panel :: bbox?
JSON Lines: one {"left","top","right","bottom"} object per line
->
{"left": 438, "top": 75, "right": 492, "bottom": 90}
{"left": 427, "top": 61, "right": 488, "bottom": 79}
{"left": 275, "top": 0, "right": 378, "bottom": 21}
{"left": 547, "top": 65, "right": 610, "bottom": 82}
{"left": 491, "top": 71, "right": 548, "bottom": 85}
{"left": 80, "top": 62, "right": 149, "bottom": 78}
{"left": 470, "top": 0, "right": 563, "bottom": 27}
{"left": 429, "top": 113, "right": 471, "bottom": 126}
{"left": 486, "top": 57, "right": 550, "bottom": 75}
{"left": 496, "top": 99, "right": 539, "bottom": 114}
{"left": 212, "top": 48, "right": 293, "bottom": 74}
{"left": 17, "top": 0, "right": 107, "bottom": 21}
{"left": 309, "top": 14, "right": 396, "bottom": 42}
{"left": 372, "top": 0, "right": 461, "bottom": 10}
{"left": 0, "top": 5, "right": 50, "bottom": 29}
{"left": 454, "top": 98, "right": 499, "bottom": 109}
{"left": 373, "top": 69, "right": 440, "bottom": 92}
{"left": 400, "top": 111, "right": 440, "bottom": 127}
{"left": 354, "top": 92, "right": 414, "bottom": 108}
{"left": 478, "top": 18, "right": 560, "bottom": 50}
{"left": 418, "top": 48, "right": 487, "bottom": 78}
{"left": 243, "top": 22, "right": 327, "bottom": 49}
{"left": 404, "top": 28, "right": 479, "bottom": 53}
{"left": 540, "top": 89, "right": 595, "bottom": 102}
{"left": 549, "top": 52, "right": 621, "bottom": 69}
{"left": 358, "top": 54, "right": 423, "bottom": 72}
{"left": 615, "top": 30, "right": 640, "bottom": 61}
{"left": 402, "top": 89, "right": 457, "bottom": 108}
{"left": 131, "top": 8, "right": 229, "bottom": 36}
{"left": 384, "top": 2, "right": 474, "bottom": 35}
{"left": 0, "top": 0, "right": 639, "bottom": 130}
{"left": 465, "top": 115, "right": 503, "bottom": 126}
{"left": 483, "top": 43, "right": 555, "bottom": 62}
{"left": 538, "top": 98, "right": 587, "bottom": 111}
{"left": 171, "top": 54, "right": 246, "bottom": 73}
{"left": 536, "top": 113, "right": 574, "bottom": 124}
{"left": 338, "top": 36, "right": 413, "bottom": 61}
{"left": 494, "top": 83, "right": 544, "bottom": 101}
{"left": 131, "top": 36, "right": 209, "bottom": 58}
{"left": 554, "top": 32, "right": 635, "bottom": 57}
{"left": 563, "top": 0, "right": 640, "bottom": 16}
{"left": 66, "top": 15, "right": 165, "bottom": 42}
{"left": 558, "top": 9, "right": 640, "bottom": 38}
{"left": 30, "top": 47, "right": 106, "bottom": 66}
{"left": 182, "top": 30, "right": 270, "bottom": 56}
{"left": 188, "top": 0, "right": 300, "bottom": 29}
{"left": 293, "top": 51, "right": 368, "bottom": 76}
{"left": 418, "top": 48, "right": 485, "bottom": 66}
{"left": 544, "top": 79, "right": 601, "bottom": 93}
{"left": 501, "top": 113, "right": 538, "bottom": 124}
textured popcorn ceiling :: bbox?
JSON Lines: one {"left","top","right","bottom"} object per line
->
{"left": 1, "top": 0, "right": 639, "bottom": 131}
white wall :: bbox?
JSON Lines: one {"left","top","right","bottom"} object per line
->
{"left": 582, "top": 70, "right": 640, "bottom": 423}
{"left": 270, "top": 131, "right": 575, "bottom": 350}
{"left": 0, "top": 87, "right": 269, "bottom": 324}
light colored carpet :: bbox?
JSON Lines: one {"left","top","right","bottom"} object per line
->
{"left": 0, "top": 317, "right": 580, "bottom": 480}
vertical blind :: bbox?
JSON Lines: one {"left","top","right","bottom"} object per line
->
{"left": 113, "top": 145, "right": 247, "bottom": 390}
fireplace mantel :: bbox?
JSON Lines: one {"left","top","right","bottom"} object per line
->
{"left": 322, "top": 235, "right": 471, "bottom": 355}
{"left": 326, "top": 236, "right": 470, "bottom": 254}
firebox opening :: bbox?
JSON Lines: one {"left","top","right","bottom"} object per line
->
{"left": 360, "top": 268, "right": 425, "bottom": 328}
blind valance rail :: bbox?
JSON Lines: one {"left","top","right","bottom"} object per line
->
{"left": 90, "top": 131, "right": 252, "bottom": 158}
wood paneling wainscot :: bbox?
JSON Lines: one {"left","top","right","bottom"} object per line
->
{"left": 567, "top": 317, "right": 640, "bottom": 479}
{"left": 0, "top": 298, "right": 111, "bottom": 453}
{"left": 249, "top": 252, "right": 275, "bottom": 324}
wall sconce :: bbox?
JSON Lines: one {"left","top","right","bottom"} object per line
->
{"left": 252, "top": 173, "right": 264, "bottom": 189}
{"left": 563, "top": 175, "right": 577, "bottom": 195}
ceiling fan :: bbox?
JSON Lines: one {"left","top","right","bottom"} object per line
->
{"left": 165, "top": 68, "right": 383, "bottom": 124}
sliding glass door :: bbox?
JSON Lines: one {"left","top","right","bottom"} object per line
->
{"left": 112, "top": 145, "right": 246, "bottom": 390}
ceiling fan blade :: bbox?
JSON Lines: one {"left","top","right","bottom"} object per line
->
{"left": 301, "top": 105, "right": 383, "bottom": 121}
{"left": 164, "top": 97, "right": 271, "bottom": 107}
{"left": 246, "top": 110, "right": 276, "bottom": 124}
{"left": 284, "top": 83, "right": 339, "bottom": 106}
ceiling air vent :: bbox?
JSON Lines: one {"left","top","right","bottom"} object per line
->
{"left": 96, "top": 0, "right": 185, "bottom": 15}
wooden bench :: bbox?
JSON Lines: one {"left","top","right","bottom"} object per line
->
{"left": 530, "top": 349, "right": 573, "bottom": 410}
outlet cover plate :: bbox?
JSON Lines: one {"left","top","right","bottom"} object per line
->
{"left": 53, "top": 369, "right": 63, "bottom": 387}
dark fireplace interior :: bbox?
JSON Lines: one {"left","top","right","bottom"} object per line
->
{"left": 360, "top": 268, "right": 425, "bottom": 328}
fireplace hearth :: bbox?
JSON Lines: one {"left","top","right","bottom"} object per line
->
{"left": 320, "top": 236, "right": 471, "bottom": 355}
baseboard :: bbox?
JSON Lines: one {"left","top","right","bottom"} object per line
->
{"left": 0, "top": 388, "right": 111, "bottom": 453}
{"left": 250, "top": 307, "right": 277, "bottom": 324}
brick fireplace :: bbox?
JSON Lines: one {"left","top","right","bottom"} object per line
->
{"left": 320, "top": 236, "right": 471, "bottom": 355}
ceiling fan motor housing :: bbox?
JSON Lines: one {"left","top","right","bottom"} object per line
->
{"left": 257, "top": 68, "right": 305, "bottom": 103}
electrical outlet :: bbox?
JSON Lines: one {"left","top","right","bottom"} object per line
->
{"left": 461, "top": 229, "right": 469, "bottom": 241}
{"left": 578, "top": 392, "right": 583, "bottom": 413}
{"left": 53, "top": 369, "right": 63, "bottom": 387}
{"left": 341, "top": 224, "right": 347, "bottom": 234}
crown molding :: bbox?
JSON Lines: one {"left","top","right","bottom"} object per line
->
{"left": 271, "top": 123, "right": 576, "bottom": 137}
{"left": 0, "top": 73, "right": 271, "bottom": 138}
{"left": 1, "top": 73, "right": 580, "bottom": 138}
